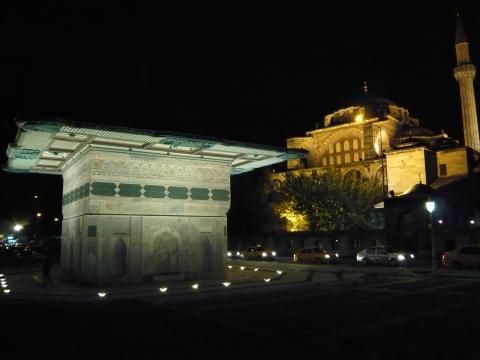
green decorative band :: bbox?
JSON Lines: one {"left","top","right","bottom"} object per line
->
{"left": 23, "top": 120, "right": 63, "bottom": 133}
{"left": 91, "top": 182, "right": 116, "bottom": 196}
{"left": 143, "top": 185, "right": 166, "bottom": 198}
{"left": 63, "top": 182, "right": 229, "bottom": 206}
{"left": 83, "top": 183, "right": 90, "bottom": 198}
{"left": 2, "top": 166, "right": 30, "bottom": 174}
{"left": 211, "top": 189, "right": 230, "bottom": 201}
{"left": 167, "top": 186, "right": 189, "bottom": 199}
{"left": 157, "top": 136, "right": 217, "bottom": 149}
{"left": 62, "top": 182, "right": 90, "bottom": 207}
{"left": 118, "top": 183, "right": 142, "bottom": 197}
{"left": 13, "top": 147, "right": 41, "bottom": 160}
{"left": 190, "top": 188, "right": 210, "bottom": 200}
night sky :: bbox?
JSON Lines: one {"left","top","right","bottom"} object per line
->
{"left": 0, "top": 2, "right": 478, "bottom": 233}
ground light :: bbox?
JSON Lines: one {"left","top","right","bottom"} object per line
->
{"left": 264, "top": 278, "right": 271, "bottom": 283}
{"left": 159, "top": 287, "right": 168, "bottom": 293}
{"left": 276, "top": 270, "right": 282, "bottom": 275}
{"left": 240, "top": 266, "right": 245, "bottom": 271}
{"left": 3, "top": 289, "right": 10, "bottom": 294}
{"left": 254, "top": 268, "right": 259, "bottom": 272}
{"left": 192, "top": 283, "right": 199, "bottom": 290}
{"left": 222, "top": 282, "right": 231, "bottom": 287}
{"left": 98, "top": 292, "right": 107, "bottom": 298}
{"left": 228, "top": 265, "right": 232, "bottom": 269}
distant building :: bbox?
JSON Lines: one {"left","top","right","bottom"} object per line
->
{"left": 273, "top": 15, "right": 480, "bottom": 255}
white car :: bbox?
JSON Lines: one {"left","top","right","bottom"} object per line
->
{"left": 356, "top": 246, "right": 414, "bottom": 266}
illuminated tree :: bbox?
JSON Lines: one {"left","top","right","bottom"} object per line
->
{"left": 271, "top": 170, "right": 381, "bottom": 232}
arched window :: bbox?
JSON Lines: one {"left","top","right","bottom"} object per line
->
{"left": 344, "top": 140, "right": 350, "bottom": 151}
{"left": 336, "top": 155, "right": 342, "bottom": 164}
{"left": 336, "top": 142, "right": 341, "bottom": 153}
{"left": 353, "top": 152, "right": 359, "bottom": 162}
{"left": 375, "top": 167, "right": 384, "bottom": 185}
{"left": 322, "top": 157, "right": 328, "bottom": 166}
{"left": 353, "top": 139, "right": 359, "bottom": 150}
{"left": 345, "top": 169, "right": 363, "bottom": 181}
{"left": 329, "top": 156, "right": 334, "bottom": 165}
{"left": 329, "top": 144, "right": 334, "bottom": 154}
{"left": 345, "top": 153, "right": 351, "bottom": 164}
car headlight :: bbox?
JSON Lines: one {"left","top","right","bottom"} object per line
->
{"left": 262, "top": 252, "right": 267, "bottom": 257}
{"left": 397, "top": 254, "right": 405, "bottom": 261}
{"left": 324, "top": 254, "right": 331, "bottom": 259}
{"left": 236, "top": 251, "right": 241, "bottom": 256}
{"left": 271, "top": 251, "right": 276, "bottom": 256}
{"left": 410, "top": 254, "right": 414, "bottom": 259}
{"left": 335, "top": 253, "right": 339, "bottom": 258}
{"left": 227, "top": 251, "right": 232, "bottom": 257}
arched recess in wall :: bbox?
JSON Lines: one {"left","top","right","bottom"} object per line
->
{"left": 316, "top": 127, "right": 364, "bottom": 163}
{"left": 152, "top": 228, "right": 180, "bottom": 274}
{"left": 112, "top": 236, "right": 127, "bottom": 276}
{"left": 375, "top": 166, "right": 384, "bottom": 185}
{"left": 373, "top": 128, "right": 391, "bottom": 155}
{"left": 344, "top": 168, "right": 364, "bottom": 181}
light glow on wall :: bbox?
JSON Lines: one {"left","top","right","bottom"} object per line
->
{"left": 280, "top": 210, "right": 308, "bottom": 232}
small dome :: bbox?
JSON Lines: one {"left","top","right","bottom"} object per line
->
{"left": 401, "top": 126, "right": 435, "bottom": 137}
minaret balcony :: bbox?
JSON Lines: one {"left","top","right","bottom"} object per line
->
{"left": 454, "top": 64, "right": 476, "bottom": 80}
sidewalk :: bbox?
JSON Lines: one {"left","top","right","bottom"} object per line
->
{"left": 0, "top": 264, "right": 310, "bottom": 304}
{"left": 2, "top": 261, "right": 480, "bottom": 304}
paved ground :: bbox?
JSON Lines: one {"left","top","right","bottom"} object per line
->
{"left": 1, "top": 259, "right": 479, "bottom": 359}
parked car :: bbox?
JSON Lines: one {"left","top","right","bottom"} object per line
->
{"left": 356, "top": 246, "right": 414, "bottom": 266}
{"left": 293, "top": 247, "right": 339, "bottom": 264}
{"left": 226, "top": 250, "right": 242, "bottom": 259}
{"left": 241, "top": 245, "right": 276, "bottom": 261}
{"left": 442, "top": 245, "right": 480, "bottom": 269}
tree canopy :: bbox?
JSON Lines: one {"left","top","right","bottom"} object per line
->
{"left": 270, "top": 170, "right": 382, "bottom": 232}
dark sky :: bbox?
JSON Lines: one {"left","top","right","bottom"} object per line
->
{"left": 0, "top": 2, "right": 478, "bottom": 231}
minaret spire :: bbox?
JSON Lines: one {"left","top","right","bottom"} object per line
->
{"left": 453, "top": 13, "right": 480, "bottom": 152}
{"left": 455, "top": 10, "right": 467, "bottom": 44}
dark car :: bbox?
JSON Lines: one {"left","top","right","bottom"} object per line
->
{"left": 356, "top": 246, "right": 415, "bottom": 266}
{"left": 0, "top": 241, "right": 32, "bottom": 258}
{"left": 442, "top": 245, "right": 480, "bottom": 269}
{"left": 226, "top": 250, "right": 242, "bottom": 259}
{"left": 241, "top": 245, "right": 277, "bottom": 261}
{"left": 293, "top": 247, "right": 339, "bottom": 264}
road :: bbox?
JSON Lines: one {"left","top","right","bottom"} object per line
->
{"left": 1, "top": 259, "right": 479, "bottom": 359}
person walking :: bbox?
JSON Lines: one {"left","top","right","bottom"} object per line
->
{"left": 41, "top": 253, "right": 54, "bottom": 287}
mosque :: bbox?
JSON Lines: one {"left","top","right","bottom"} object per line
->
{"left": 276, "top": 15, "right": 480, "bottom": 254}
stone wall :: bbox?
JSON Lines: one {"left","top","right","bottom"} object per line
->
{"left": 386, "top": 147, "right": 431, "bottom": 195}
{"left": 436, "top": 148, "right": 469, "bottom": 177}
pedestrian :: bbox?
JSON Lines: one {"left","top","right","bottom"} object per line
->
{"left": 41, "top": 253, "right": 53, "bottom": 287}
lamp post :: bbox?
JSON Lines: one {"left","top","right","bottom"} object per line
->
{"left": 425, "top": 200, "right": 437, "bottom": 275}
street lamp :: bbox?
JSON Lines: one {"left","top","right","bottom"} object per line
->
{"left": 13, "top": 224, "right": 24, "bottom": 232}
{"left": 425, "top": 200, "right": 437, "bottom": 275}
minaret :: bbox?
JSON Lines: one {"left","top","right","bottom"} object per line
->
{"left": 453, "top": 12, "right": 480, "bottom": 152}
